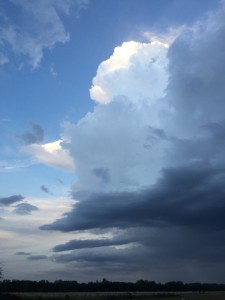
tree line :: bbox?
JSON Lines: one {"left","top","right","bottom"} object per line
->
{"left": 1, "top": 279, "right": 225, "bottom": 293}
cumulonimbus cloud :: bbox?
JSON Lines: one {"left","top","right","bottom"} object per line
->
{"left": 41, "top": 3, "right": 225, "bottom": 281}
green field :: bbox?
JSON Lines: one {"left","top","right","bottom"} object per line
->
{"left": 9, "top": 292, "right": 225, "bottom": 300}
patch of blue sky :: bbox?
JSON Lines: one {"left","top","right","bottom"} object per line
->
{"left": 0, "top": 163, "right": 74, "bottom": 198}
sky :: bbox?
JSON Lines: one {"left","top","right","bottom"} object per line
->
{"left": 0, "top": 0, "right": 225, "bottom": 283}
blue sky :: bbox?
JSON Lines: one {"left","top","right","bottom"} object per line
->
{"left": 1, "top": 0, "right": 225, "bottom": 282}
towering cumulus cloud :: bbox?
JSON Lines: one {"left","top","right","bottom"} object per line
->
{"left": 42, "top": 5, "right": 225, "bottom": 282}
{"left": 90, "top": 41, "right": 169, "bottom": 104}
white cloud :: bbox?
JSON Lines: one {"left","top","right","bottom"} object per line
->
{"left": 63, "top": 100, "right": 170, "bottom": 193}
{"left": 62, "top": 39, "right": 172, "bottom": 193}
{"left": 90, "top": 40, "right": 169, "bottom": 104}
{"left": 143, "top": 26, "right": 186, "bottom": 47}
{"left": 23, "top": 140, "right": 75, "bottom": 171}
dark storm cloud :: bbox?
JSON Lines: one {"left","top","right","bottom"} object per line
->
{"left": 13, "top": 203, "right": 39, "bottom": 215}
{"left": 0, "top": 195, "right": 24, "bottom": 206}
{"left": 53, "top": 233, "right": 225, "bottom": 267}
{"left": 18, "top": 122, "right": 44, "bottom": 145}
{"left": 27, "top": 255, "right": 48, "bottom": 261}
{"left": 42, "top": 158, "right": 225, "bottom": 280}
{"left": 41, "top": 163, "right": 225, "bottom": 232}
{"left": 148, "top": 227, "right": 225, "bottom": 263}
{"left": 52, "top": 231, "right": 225, "bottom": 283}
{"left": 53, "top": 246, "right": 138, "bottom": 264}
{"left": 53, "top": 236, "right": 133, "bottom": 252}
{"left": 166, "top": 23, "right": 225, "bottom": 131}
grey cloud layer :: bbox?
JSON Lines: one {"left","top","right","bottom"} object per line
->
{"left": 53, "top": 246, "right": 138, "bottom": 264}
{"left": 53, "top": 236, "right": 133, "bottom": 252}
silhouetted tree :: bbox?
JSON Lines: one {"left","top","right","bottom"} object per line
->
{"left": 0, "top": 264, "right": 2, "bottom": 295}
{"left": 0, "top": 277, "right": 225, "bottom": 293}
